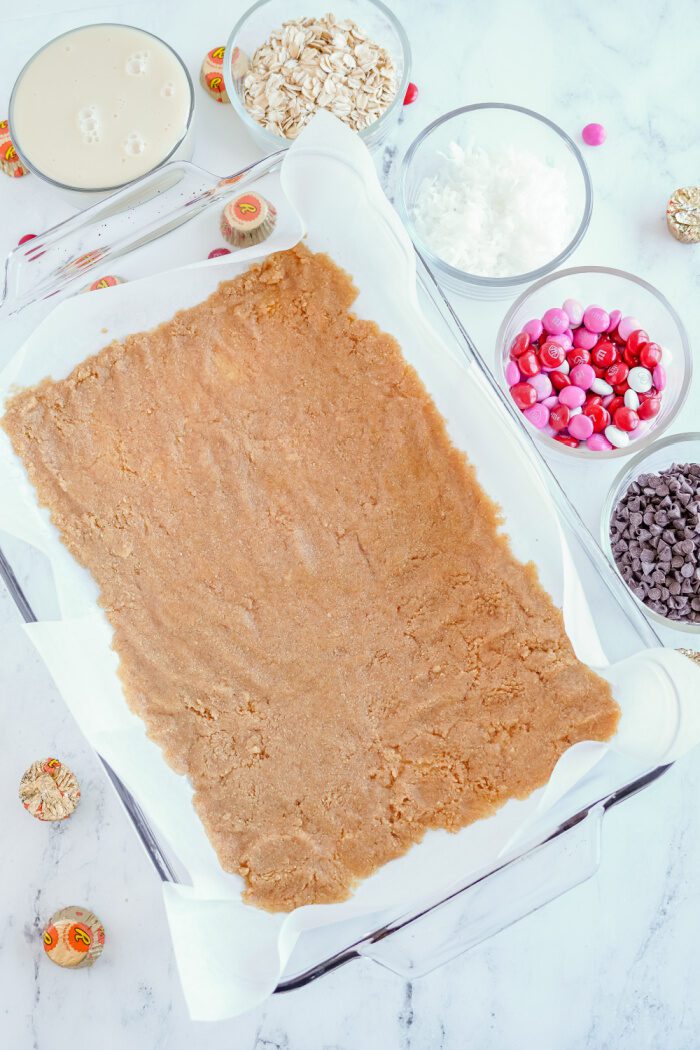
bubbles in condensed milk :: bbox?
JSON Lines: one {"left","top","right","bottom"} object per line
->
{"left": 123, "top": 130, "right": 147, "bottom": 156}
{"left": 160, "top": 81, "right": 175, "bottom": 98}
{"left": 125, "top": 50, "right": 150, "bottom": 76}
{"left": 77, "top": 104, "right": 102, "bottom": 144}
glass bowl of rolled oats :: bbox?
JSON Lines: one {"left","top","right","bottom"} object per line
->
{"left": 224, "top": 0, "right": 410, "bottom": 152}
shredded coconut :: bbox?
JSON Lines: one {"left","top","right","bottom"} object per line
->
{"left": 411, "top": 141, "right": 576, "bottom": 278}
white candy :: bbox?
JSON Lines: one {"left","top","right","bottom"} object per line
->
{"left": 627, "top": 366, "right": 653, "bottom": 393}
{"left": 569, "top": 406, "right": 582, "bottom": 417}
{"left": 558, "top": 360, "right": 570, "bottom": 374}
{"left": 624, "top": 389, "right": 640, "bottom": 410}
{"left": 605, "top": 424, "right": 630, "bottom": 448}
{"left": 562, "top": 298, "right": 583, "bottom": 327}
{"left": 591, "top": 377, "right": 613, "bottom": 395}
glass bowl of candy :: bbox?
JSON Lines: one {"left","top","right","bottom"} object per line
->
{"left": 398, "top": 103, "right": 592, "bottom": 299}
{"left": 496, "top": 266, "right": 692, "bottom": 458}
{"left": 601, "top": 433, "right": 700, "bottom": 632}
{"left": 223, "top": 0, "right": 411, "bottom": 154}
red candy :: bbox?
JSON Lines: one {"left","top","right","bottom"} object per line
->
{"left": 403, "top": 82, "right": 419, "bottom": 105}
{"left": 639, "top": 342, "right": 663, "bottom": 369}
{"left": 567, "top": 348, "right": 590, "bottom": 368}
{"left": 622, "top": 345, "right": 640, "bottom": 367}
{"left": 585, "top": 404, "right": 611, "bottom": 432}
{"left": 549, "top": 403, "right": 571, "bottom": 431}
{"left": 626, "top": 329, "right": 649, "bottom": 354}
{"left": 510, "top": 332, "right": 531, "bottom": 358}
{"left": 584, "top": 394, "right": 603, "bottom": 409}
{"left": 607, "top": 395, "right": 625, "bottom": 417}
{"left": 550, "top": 370, "right": 571, "bottom": 391}
{"left": 539, "top": 340, "right": 566, "bottom": 368}
{"left": 591, "top": 341, "right": 618, "bottom": 369}
{"left": 518, "top": 351, "right": 540, "bottom": 377}
{"left": 614, "top": 406, "right": 640, "bottom": 432}
{"left": 638, "top": 397, "right": 660, "bottom": 420}
{"left": 511, "top": 382, "right": 537, "bottom": 410}
{"left": 606, "top": 361, "right": 629, "bottom": 386}
{"left": 613, "top": 381, "right": 630, "bottom": 396}
{"left": 208, "top": 248, "right": 232, "bottom": 259}
{"left": 554, "top": 434, "right": 579, "bottom": 448}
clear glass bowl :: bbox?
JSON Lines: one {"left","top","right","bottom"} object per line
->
{"left": 496, "top": 266, "right": 692, "bottom": 459}
{"left": 397, "top": 103, "right": 592, "bottom": 299}
{"left": 8, "top": 24, "right": 195, "bottom": 204}
{"left": 601, "top": 433, "right": 700, "bottom": 633}
{"left": 223, "top": 0, "right": 410, "bottom": 153}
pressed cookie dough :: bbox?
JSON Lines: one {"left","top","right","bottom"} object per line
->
{"left": 2, "top": 245, "right": 619, "bottom": 911}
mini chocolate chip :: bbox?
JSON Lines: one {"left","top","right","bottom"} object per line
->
{"left": 610, "top": 461, "right": 700, "bottom": 624}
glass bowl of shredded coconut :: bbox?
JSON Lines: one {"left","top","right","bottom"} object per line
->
{"left": 224, "top": 0, "right": 410, "bottom": 152}
{"left": 399, "top": 104, "right": 592, "bottom": 298}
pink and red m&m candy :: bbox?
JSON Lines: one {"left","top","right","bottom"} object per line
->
{"left": 505, "top": 297, "right": 671, "bottom": 453}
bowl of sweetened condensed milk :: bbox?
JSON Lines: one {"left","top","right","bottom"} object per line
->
{"left": 9, "top": 24, "right": 195, "bottom": 199}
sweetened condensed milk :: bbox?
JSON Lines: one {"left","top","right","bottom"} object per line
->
{"left": 11, "top": 24, "right": 192, "bottom": 190}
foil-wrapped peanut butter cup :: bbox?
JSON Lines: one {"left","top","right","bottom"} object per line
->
{"left": 42, "top": 906, "right": 105, "bottom": 969}
{"left": 667, "top": 186, "right": 700, "bottom": 244}
{"left": 220, "top": 192, "right": 277, "bottom": 248}
{"left": 85, "top": 275, "right": 125, "bottom": 292}
{"left": 19, "top": 757, "right": 80, "bottom": 821}
{"left": 200, "top": 47, "right": 229, "bottom": 103}
{"left": 0, "top": 128, "right": 29, "bottom": 178}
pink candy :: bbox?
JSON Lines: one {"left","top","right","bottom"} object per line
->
{"left": 542, "top": 395, "right": 559, "bottom": 409}
{"left": 505, "top": 360, "right": 520, "bottom": 386}
{"left": 548, "top": 333, "right": 573, "bottom": 350}
{"left": 607, "top": 309, "right": 622, "bottom": 333}
{"left": 582, "top": 305, "right": 610, "bottom": 333}
{"left": 568, "top": 413, "right": 594, "bottom": 441}
{"left": 570, "top": 363, "right": 596, "bottom": 389}
{"left": 586, "top": 433, "right": 613, "bottom": 451}
{"left": 523, "top": 404, "right": 549, "bottom": 429}
{"left": 523, "top": 318, "right": 544, "bottom": 341}
{"left": 573, "top": 327, "right": 598, "bottom": 350}
{"left": 582, "top": 123, "right": 606, "bottom": 147}
{"left": 559, "top": 385, "right": 586, "bottom": 409}
{"left": 542, "top": 307, "right": 569, "bottom": 335}
{"left": 653, "top": 364, "right": 667, "bottom": 391}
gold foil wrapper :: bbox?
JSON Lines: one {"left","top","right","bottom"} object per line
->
{"left": 678, "top": 648, "right": 700, "bottom": 669}
{"left": 0, "top": 134, "right": 29, "bottom": 178}
{"left": 19, "top": 757, "right": 80, "bottom": 821}
{"left": 666, "top": 186, "right": 700, "bottom": 244}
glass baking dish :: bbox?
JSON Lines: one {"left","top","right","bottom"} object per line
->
{"left": 0, "top": 150, "right": 680, "bottom": 993}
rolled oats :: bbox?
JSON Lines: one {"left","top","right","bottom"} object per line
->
{"left": 242, "top": 12, "right": 398, "bottom": 139}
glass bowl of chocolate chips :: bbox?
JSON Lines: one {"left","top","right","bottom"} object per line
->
{"left": 603, "top": 432, "right": 700, "bottom": 632}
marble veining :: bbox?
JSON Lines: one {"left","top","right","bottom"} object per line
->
{"left": 1, "top": 0, "right": 700, "bottom": 1046}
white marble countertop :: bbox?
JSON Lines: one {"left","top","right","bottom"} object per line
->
{"left": 1, "top": 0, "right": 700, "bottom": 1046}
